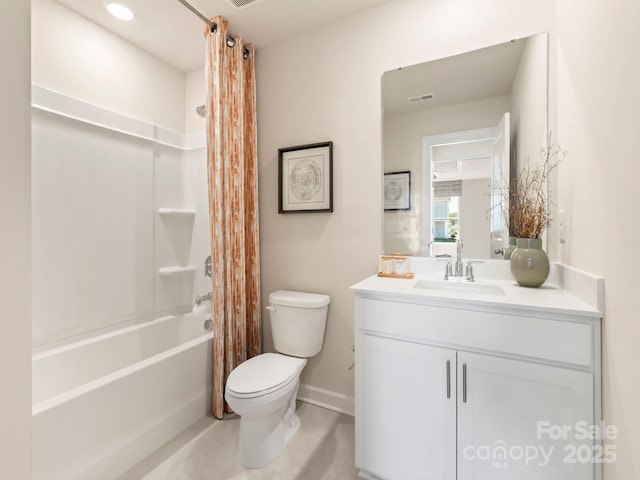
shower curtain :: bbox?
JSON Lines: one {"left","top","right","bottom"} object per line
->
{"left": 205, "top": 16, "right": 261, "bottom": 419}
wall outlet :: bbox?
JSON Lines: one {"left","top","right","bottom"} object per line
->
{"left": 385, "top": 220, "right": 401, "bottom": 233}
{"left": 558, "top": 209, "right": 566, "bottom": 244}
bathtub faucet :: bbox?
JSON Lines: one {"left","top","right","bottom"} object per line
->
{"left": 195, "top": 292, "right": 213, "bottom": 306}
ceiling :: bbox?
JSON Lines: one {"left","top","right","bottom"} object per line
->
{"left": 56, "top": 0, "right": 389, "bottom": 72}
{"left": 382, "top": 38, "right": 525, "bottom": 116}
{"left": 432, "top": 139, "right": 493, "bottom": 181}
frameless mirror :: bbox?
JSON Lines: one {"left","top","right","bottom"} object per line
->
{"left": 382, "top": 33, "right": 548, "bottom": 258}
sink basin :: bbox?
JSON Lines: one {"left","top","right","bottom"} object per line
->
{"left": 413, "top": 279, "right": 506, "bottom": 296}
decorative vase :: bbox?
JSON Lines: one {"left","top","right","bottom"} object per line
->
{"left": 503, "top": 237, "right": 517, "bottom": 260}
{"left": 509, "top": 238, "right": 550, "bottom": 287}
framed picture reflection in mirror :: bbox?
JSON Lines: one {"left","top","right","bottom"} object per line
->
{"left": 384, "top": 171, "right": 411, "bottom": 211}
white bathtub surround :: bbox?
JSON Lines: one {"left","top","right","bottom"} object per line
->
{"left": 158, "top": 266, "right": 197, "bottom": 277}
{"left": 32, "top": 313, "right": 213, "bottom": 480}
{"left": 204, "top": 19, "right": 261, "bottom": 419}
{"left": 192, "top": 298, "right": 212, "bottom": 317}
{"left": 158, "top": 208, "right": 197, "bottom": 218}
{"left": 31, "top": 86, "right": 213, "bottom": 479}
{"left": 31, "top": 85, "right": 208, "bottom": 349}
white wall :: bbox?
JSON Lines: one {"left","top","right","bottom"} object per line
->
{"left": 32, "top": 0, "right": 186, "bottom": 133}
{"left": 383, "top": 95, "right": 510, "bottom": 255}
{"left": 256, "top": 0, "right": 555, "bottom": 410}
{"left": 554, "top": 0, "right": 640, "bottom": 477}
{"left": 0, "top": 0, "right": 31, "bottom": 477}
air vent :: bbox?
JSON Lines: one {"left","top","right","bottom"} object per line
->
{"left": 408, "top": 93, "right": 435, "bottom": 104}
{"left": 225, "top": 0, "right": 263, "bottom": 9}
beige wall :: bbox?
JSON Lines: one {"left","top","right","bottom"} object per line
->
{"left": 256, "top": 0, "right": 555, "bottom": 407}
{"left": 0, "top": 0, "right": 31, "bottom": 477}
{"left": 511, "top": 33, "right": 549, "bottom": 172}
{"left": 460, "top": 178, "right": 492, "bottom": 259}
{"left": 383, "top": 95, "right": 510, "bottom": 255}
{"left": 554, "top": 0, "right": 640, "bottom": 477}
{"left": 32, "top": 0, "right": 186, "bottom": 133}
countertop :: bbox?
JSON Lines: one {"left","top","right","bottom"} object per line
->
{"left": 351, "top": 272, "right": 602, "bottom": 318}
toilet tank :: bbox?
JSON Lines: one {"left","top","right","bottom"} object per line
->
{"left": 268, "top": 290, "right": 330, "bottom": 358}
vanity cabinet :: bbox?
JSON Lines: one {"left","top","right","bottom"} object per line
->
{"left": 456, "top": 352, "right": 593, "bottom": 479}
{"left": 358, "top": 334, "right": 456, "bottom": 480}
{"left": 354, "top": 295, "right": 601, "bottom": 480}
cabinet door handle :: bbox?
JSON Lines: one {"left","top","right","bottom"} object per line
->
{"left": 446, "top": 360, "right": 451, "bottom": 399}
{"left": 462, "top": 363, "right": 467, "bottom": 403}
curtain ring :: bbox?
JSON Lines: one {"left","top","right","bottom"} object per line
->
{"left": 226, "top": 36, "right": 236, "bottom": 48}
{"left": 210, "top": 23, "right": 217, "bottom": 34}
{"left": 243, "top": 47, "right": 250, "bottom": 59}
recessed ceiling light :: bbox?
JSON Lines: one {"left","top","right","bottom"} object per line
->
{"left": 106, "top": 2, "right": 134, "bottom": 21}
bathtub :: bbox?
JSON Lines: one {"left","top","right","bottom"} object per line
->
{"left": 32, "top": 313, "right": 213, "bottom": 480}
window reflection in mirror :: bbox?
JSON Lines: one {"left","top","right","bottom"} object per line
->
{"left": 382, "top": 33, "right": 548, "bottom": 259}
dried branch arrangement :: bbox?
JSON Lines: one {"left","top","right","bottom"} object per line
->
{"left": 509, "top": 137, "right": 566, "bottom": 239}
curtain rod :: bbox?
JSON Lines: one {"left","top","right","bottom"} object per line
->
{"left": 176, "top": 0, "right": 217, "bottom": 32}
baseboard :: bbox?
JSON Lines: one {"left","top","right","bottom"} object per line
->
{"left": 297, "top": 383, "right": 355, "bottom": 417}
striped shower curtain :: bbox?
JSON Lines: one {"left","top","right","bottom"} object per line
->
{"left": 205, "top": 17, "right": 261, "bottom": 419}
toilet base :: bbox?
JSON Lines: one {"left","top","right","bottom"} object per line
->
{"left": 284, "top": 413, "right": 300, "bottom": 446}
{"left": 237, "top": 413, "right": 301, "bottom": 469}
{"left": 231, "top": 379, "right": 302, "bottom": 469}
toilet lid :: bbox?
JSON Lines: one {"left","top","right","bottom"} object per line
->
{"left": 226, "top": 353, "right": 305, "bottom": 397}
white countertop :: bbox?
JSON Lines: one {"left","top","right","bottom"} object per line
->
{"left": 351, "top": 270, "right": 603, "bottom": 318}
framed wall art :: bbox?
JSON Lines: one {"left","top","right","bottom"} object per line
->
{"left": 278, "top": 141, "right": 333, "bottom": 213}
{"left": 384, "top": 171, "right": 411, "bottom": 210}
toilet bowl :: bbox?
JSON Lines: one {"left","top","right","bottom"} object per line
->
{"left": 224, "top": 290, "right": 330, "bottom": 469}
{"left": 225, "top": 353, "right": 307, "bottom": 468}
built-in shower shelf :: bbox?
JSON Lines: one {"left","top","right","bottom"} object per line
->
{"left": 158, "top": 208, "right": 196, "bottom": 218}
{"left": 158, "top": 266, "right": 196, "bottom": 277}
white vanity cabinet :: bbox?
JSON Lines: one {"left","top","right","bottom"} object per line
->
{"left": 358, "top": 334, "right": 456, "bottom": 479}
{"left": 354, "top": 293, "right": 601, "bottom": 480}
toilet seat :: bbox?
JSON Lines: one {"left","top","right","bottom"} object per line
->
{"left": 226, "top": 353, "right": 306, "bottom": 399}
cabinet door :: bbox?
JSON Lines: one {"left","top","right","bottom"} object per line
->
{"left": 457, "top": 352, "right": 594, "bottom": 480}
{"left": 356, "top": 333, "right": 456, "bottom": 480}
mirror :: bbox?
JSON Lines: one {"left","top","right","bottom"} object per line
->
{"left": 382, "top": 33, "right": 548, "bottom": 258}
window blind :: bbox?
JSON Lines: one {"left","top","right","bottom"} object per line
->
{"left": 433, "top": 180, "right": 462, "bottom": 198}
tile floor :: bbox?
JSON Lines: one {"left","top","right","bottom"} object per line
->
{"left": 118, "top": 402, "right": 359, "bottom": 480}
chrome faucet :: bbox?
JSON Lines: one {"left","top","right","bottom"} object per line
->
{"left": 455, "top": 238, "right": 464, "bottom": 278}
{"left": 443, "top": 238, "right": 483, "bottom": 282}
{"left": 195, "top": 291, "right": 213, "bottom": 305}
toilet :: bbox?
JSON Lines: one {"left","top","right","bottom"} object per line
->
{"left": 225, "top": 290, "right": 331, "bottom": 469}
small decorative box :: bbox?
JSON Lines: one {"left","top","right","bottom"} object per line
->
{"left": 377, "top": 255, "right": 414, "bottom": 279}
